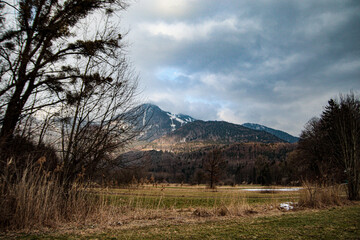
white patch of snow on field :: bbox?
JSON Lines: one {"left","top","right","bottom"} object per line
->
{"left": 279, "top": 202, "right": 294, "bottom": 211}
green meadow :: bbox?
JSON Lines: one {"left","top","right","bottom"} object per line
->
{"left": 97, "top": 184, "right": 301, "bottom": 209}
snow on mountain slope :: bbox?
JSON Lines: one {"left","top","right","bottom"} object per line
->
{"left": 134, "top": 104, "right": 196, "bottom": 141}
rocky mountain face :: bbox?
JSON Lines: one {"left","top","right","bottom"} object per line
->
{"left": 134, "top": 104, "right": 196, "bottom": 142}
{"left": 242, "top": 123, "right": 299, "bottom": 143}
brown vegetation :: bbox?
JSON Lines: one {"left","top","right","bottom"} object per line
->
{"left": 1, "top": 163, "right": 89, "bottom": 230}
{"left": 298, "top": 181, "right": 345, "bottom": 208}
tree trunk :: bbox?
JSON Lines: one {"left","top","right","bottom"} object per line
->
{"left": 0, "top": 96, "right": 23, "bottom": 145}
{"left": 347, "top": 173, "right": 360, "bottom": 200}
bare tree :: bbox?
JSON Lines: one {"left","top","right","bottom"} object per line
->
{"left": 0, "top": 0, "right": 148, "bottom": 191}
{"left": 295, "top": 117, "right": 339, "bottom": 183}
{"left": 203, "top": 148, "right": 226, "bottom": 189}
{"left": 56, "top": 59, "right": 142, "bottom": 186}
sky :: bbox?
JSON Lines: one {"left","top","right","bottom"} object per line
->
{"left": 120, "top": 0, "right": 360, "bottom": 136}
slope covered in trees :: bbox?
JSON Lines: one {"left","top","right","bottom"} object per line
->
{"left": 152, "top": 120, "right": 285, "bottom": 149}
{"left": 110, "top": 142, "right": 297, "bottom": 186}
{"left": 243, "top": 123, "right": 299, "bottom": 143}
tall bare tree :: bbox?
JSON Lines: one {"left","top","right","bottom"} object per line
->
{"left": 56, "top": 52, "right": 143, "bottom": 185}
{"left": 0, "top": 0, "right": 146, "bottom": 186}
{"left": 204, "top": 148, "right": 226, "bottom": 189}
{"left": 0, "top": 0, "right": 128, "bottom": 146}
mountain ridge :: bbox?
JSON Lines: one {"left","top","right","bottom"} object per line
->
{"left": 153, "top": 120, "right": 285, "bottom": 146}
{"left": 242, "top": 123, "right": 299, "bottom": 143}
{"left": 132, "top": 103, "right": 298, "bottom": 144}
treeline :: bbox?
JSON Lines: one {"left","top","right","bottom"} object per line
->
{"left": 108, "top": 142, "right": 298, "bottom": 186}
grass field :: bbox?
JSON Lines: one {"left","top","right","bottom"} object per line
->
{"left": 96, "top": 184, "right": 301, "bottom": 209}
{"left": 2, "top": 184, "right": 358, "bottom": 239}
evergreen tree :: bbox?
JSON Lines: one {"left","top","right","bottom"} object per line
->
{"left": 298, "top": 93, "right": 360, "bottom": 200}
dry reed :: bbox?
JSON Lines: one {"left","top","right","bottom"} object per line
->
{"left": 298, "top": 180, "right": 345, "bottom": 208}
{"left": 0, "top": 160, "right": 111, "bottom": 230}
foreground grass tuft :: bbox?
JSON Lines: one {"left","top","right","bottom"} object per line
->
{"left": 298, "top": 181, "right": 345, "bottom": 208}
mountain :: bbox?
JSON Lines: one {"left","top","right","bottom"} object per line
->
{"left": 153, "top": 120, "right": 285, "bottom": 146}
{"left": 242, "top": 123, "right": 299, "bottom": 143}
{"left": 134, "top": 104, "right": 196, "bottom": 142}
{"left": 130, "top": 104, "right": 296, "bottom": 146}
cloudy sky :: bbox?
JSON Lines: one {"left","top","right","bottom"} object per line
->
{"left": 121, "top": 0, "right": 360, "bottom": 136}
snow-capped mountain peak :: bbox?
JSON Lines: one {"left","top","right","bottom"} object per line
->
{"left": 134, "top": 104, "right": 196, "bottom": 141}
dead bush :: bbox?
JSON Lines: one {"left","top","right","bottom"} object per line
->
{"left": 216, "top": 206, "right": 230, "bottom": 216}
{"left": 298, "top": 180, "right": 345, "bottom": 208}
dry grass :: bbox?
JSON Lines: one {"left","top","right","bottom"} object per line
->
{"left": 0, "top": 161, "right": 112, "bottom": 230}
{"left": 0, "top": 161, "right": 300, "bottom": 233}
{"left": 0, "top": 173, "right": 271, "bottom": 232}
{"left": 298, "top": 181, "right": 346, "bottom": 208}
{"left": 0, "top": 164, "right": 255, "bottom": 232}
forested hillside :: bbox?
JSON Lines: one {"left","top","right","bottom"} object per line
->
{"left": 109, "top": 142, "right": 297, "bottom": 186}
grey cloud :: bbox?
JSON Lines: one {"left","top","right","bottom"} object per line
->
{"left": 122, "top": 0, "right": 360, "bottom": 136}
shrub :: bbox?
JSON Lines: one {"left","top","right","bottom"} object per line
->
{"left": 298, "top": 181, "right": 345, "bottom": 208}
